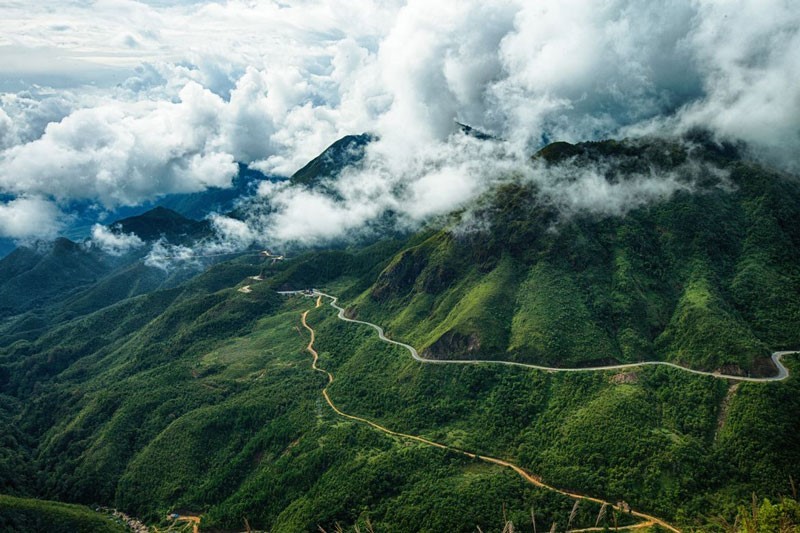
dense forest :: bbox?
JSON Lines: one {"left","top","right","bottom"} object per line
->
{"left": 0, "top": 138, "right": 799, "bottom": 531}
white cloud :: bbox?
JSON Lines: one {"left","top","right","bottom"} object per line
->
{"left": 405, "top": 167, "right": 481, "bottom": 222}
{"left": 0, "top": 196, "right": 64, "bottom": 240}
{"left": 236, "top": 133, "right": 518, "bottom": 246}
{"left": 0, "top": 83, "right": 238, "bottom": 206}
{"left": 0, "top": 0, "right": 797, "bottom": 246}
{"left": 144, "top": 239, "right": 198, "bottom": 271}
{"left": 265, "top": 185, "right": 387, "bottom": 244}
{"left": 0, "top": 107, "right": 12, "bottom": 149}
{"left": 88, "top": 223, "right": 144, "bottom": 255}
{"left": 141, "top": 225, "right": 252, "bottom": 270}
{"left": 670, "top": 0, "right": 800, "bottom": 168}
{"left": 209, "top": 213, "right": 256, "bottom": 248}
{"left": 527, "top": 161, "right": 698, "bottom": 218}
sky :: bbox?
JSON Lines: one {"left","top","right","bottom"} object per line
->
{"left": 0, "top": 0, "right": 798, "bottom": 246}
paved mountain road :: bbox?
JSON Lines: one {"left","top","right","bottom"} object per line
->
{"left": 282, "top": 291, "right": 792, "bottom": 383}
{"left": 300, "top": 305, "right": 676, "bottom": 532}
{"left": 279, "top": 287, "right": 797, "bottom": 533}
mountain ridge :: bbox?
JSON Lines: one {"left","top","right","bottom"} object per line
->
{"left": 0, "top": 135, "right": 799, "bottom": 531}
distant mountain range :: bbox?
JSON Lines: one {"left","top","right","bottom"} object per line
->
{"left": 0, "top": 163, "right": 272, "bottom": 259}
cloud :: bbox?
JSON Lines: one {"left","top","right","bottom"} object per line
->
{"left": 144, "top": 239, "right": 198, "bottom": 271}
{"left": 0, "top": 89, "right": 88, "bottom": 148}
{"left": 0, "top": 0, "right": 797, "bottom": 246}
{"left": 0, "top": 83, "right": 239, "bottom": 206}
{"left": 265, "top": 186, "right": 387, "bottom": 244}
{"left": 141, "top": 224, "right": 251, "bottom": 270}
{"left": 0, "top": 107, "right": 11, "bottom": 149}
{"left": 88, "top": 223, "right": 144, "bottom": 255}
{"left": 0, "top": 45, "right": 133, "bottom": 91}
{"left": 230, "top": 133, "right": 519, "bottom": 246}
{"left": 666, "top": 0, "right": 800, "bottom": 168}
{"left": 208, "top": 213, "right": 256, "bottom": 249}
{"left": 524, "top": 159, "right": 704, "bottom": 219}
{"left": 0, "top": 196, "right": 65, "bottom": 240}
{"left": 141, "top": 213, "right": 262, "bottom": 270}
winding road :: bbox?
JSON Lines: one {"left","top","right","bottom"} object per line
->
{"left": 300, "top": 303, "right": 677, "bottom": 532}
{"left": 282, "top": 291, "right": 793, "bottom": 383}
{"left": 283, "top": 288, "right": 796, "bottom": 533}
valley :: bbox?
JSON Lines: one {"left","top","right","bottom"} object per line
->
{"left": 2, "top": 2, "right": 800, "bottom": 530}
{"left": 1, "top": 137, "right": 799, "bottom": 531}
{"left": 299, "top": 292, "right": 678, "bottom": 532}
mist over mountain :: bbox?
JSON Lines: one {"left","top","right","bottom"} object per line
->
{"left": 1, "top": 0, "right": 799, "bottom": 247}
{"left": 1, "top": 2, "right": 800, "bottom": 532}
{"left": 0, "top": 134, "right": 798, "bottom": 531}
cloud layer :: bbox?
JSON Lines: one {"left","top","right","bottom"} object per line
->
{"left": 0, "top": 196, "right": 65, "bottom": 240}
{"left": 0, "top": 0, "right": 798, "bottom": 243}
{"left": 87, "top": 223, "right": 144, "bottom": 255}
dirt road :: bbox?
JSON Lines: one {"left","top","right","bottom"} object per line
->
{"left": 300, "top": 308, "right": 679, "bottom": 533}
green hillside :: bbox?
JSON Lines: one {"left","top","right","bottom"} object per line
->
{"left": 0, "top": 238, "right": 112, "bottom": 318}
{"left": 0, "top": 494, "right": 126, "bottom": 533}
{"left": 0, "top": 137, "right": 798, "bottom": 531}
{"left": 348, "top": 140, "right": 800, "bottom": 375}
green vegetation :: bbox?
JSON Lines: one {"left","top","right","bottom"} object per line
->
{"left": 308, "top": 297, "right": 799, "bottom": 526}
{"left": 510, "top": 262, "right": 617, "bottom": 365}
{"left": 0, "top": 137, "right": 798, "bottom": 531}
{"left": 705, "top": 495, "right": 800, "bottom": 532}
{"left": 349, "top": 141, "right": 800, "bottom": 374}
{"left": 656, "top": 268, "right": 767, "bottom": 370}
{"left": 0, "top": 494, "right": 126, "bottom": 533}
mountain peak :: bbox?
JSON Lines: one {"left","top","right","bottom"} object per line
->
{"left": 455, "top": 121, "right": 494, "bottom": 140}
{"left": 290, "top": 133, "right": 373, "bottom": 187}
{"left": 135, "top": 206, "right": 186, "bottom": 220}
{"left": 112, "top": 206, "right": 210, "bottom": 242}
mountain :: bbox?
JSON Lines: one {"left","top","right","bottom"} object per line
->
{"left": 0, "top": 238, "right": 112, "bottom": 318}
{"left": 456, "top": 121, "right": 495, "bottom": 140}
{"left": 343, "top": 138, "right": 800, "bottom": 375}
{"left": 0, "top": 239, "right": 15, "bottom": 258}
{"left": 0, "top": 207, "right": 243, "bottom": 343}
{"left": 290, "top": 133, "right": 373, "bottom": 188}
{"left": 0, "top": 163, "right": 270, "bottom": 260}
{"left": 0, "top": 207, "right": 204, "bottom": 321}
{"left": 0, "top": 136, "right": 799, "bottom": 532}
{"left": 113, "top": 206, "right": 211, "bottom": 243}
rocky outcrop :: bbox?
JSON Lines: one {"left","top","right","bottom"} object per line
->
{"left": 422, "top": 330, "right": 481, "bottom": 360}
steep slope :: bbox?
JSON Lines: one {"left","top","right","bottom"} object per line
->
{"left": 290, "top": 133, "right": 373, "bottom": 189}
{"left": 0, "top": 238, "right": 113, "bottom": 318}
{"left": 348, "top": 139, "right": 800, "bottom": 374}
{"left": 0, "top": 494, "right": 126, "bottom": 533}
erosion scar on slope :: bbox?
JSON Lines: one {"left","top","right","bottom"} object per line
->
{"left": 300, "top": 307, "right": 680, "bottom": 533}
